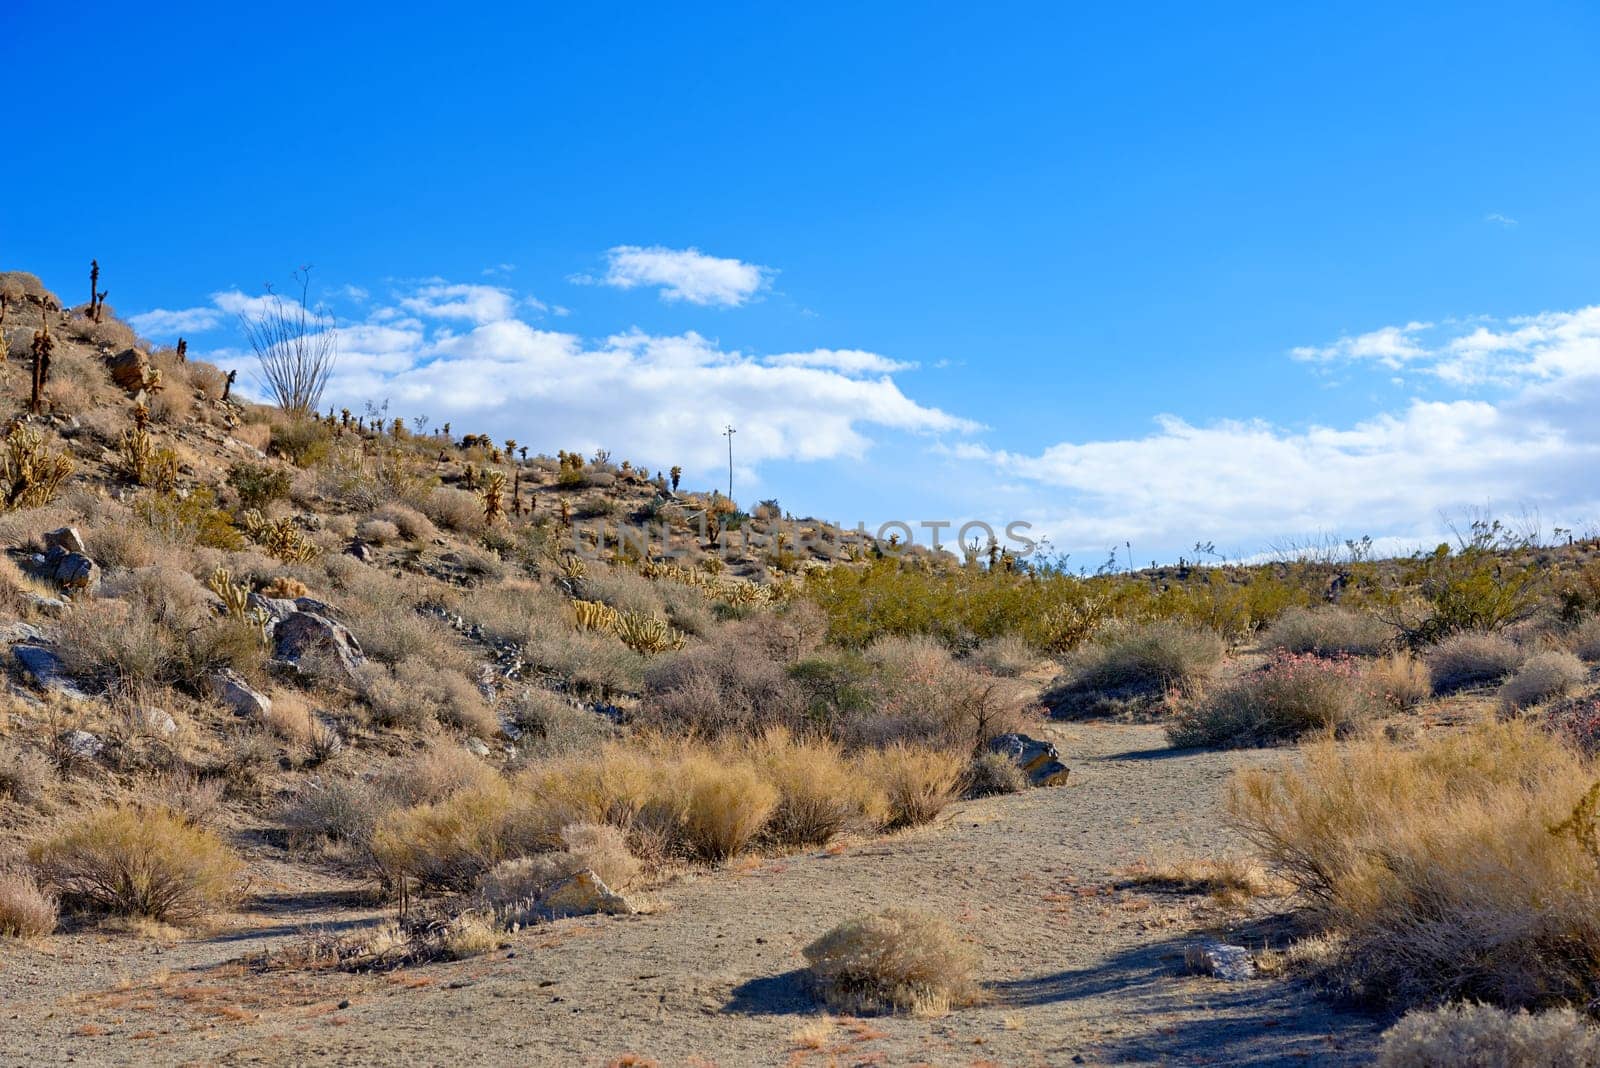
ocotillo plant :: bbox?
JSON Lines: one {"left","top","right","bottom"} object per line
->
{"left": 222, "top": 369, "right": 237, "bottom": 400}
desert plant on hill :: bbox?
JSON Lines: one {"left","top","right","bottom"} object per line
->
{"left": 1167, "top": 653, "right": 1380, "bottom": 749}
{"left": 1367, "top": 652, "right": 1432, "bottom": 711}
{"left": 1045, "top": 621, "right": 1223, "bottom": 719}
{"left": 31, "top": 805, "right": 244, "bottom": 923}
{"left": 1228, "top": 719, "right": 1600, "bottom": 1011}
{"left": 861, "top": 743, "right": 964, "bottom": 829}
{"left": 0, "top": 425, "right": 73, "bottom": 510}
{"left": 240, "top": 269, "right": 337, "bottom": 414}
{"left": 803, "top": 908, "right": 980, "bottom": 1016}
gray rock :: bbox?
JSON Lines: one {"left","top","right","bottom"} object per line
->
{"left": 207, "top": 669, "right": 272, "bottom": 718}
{"left": 292, "top": 596, "right": 338, "bottom": 616}
{"left": 22, "top": 593, "right": 68, "bottom": 616}
{"left": 0, "top": 621, "right": 43, "bottom": 644}
{"left": 536, "top": 869, "right": 635, "bottom": 919}
{"left": 139, "top": 708, "right": 178, "bottom": 735}
{"left": 464, "top": 736, "right": 491, "bottom": 758}
{"left": 246, "top": 593, "right": 299, "bottom": 624}
{"left": 43, "top": 527, "right": 85, "bottom": 555}
{"left": 274, "top": 610, "right": 364, "bottom": 683}
{"left": 13, "top": 644, "right": 86, "bottom": 698}
{"left": 986, "top": 732, "right": 1071, "bottom": 787}
{"left": 1183, "top": 941, "right": 1256, "bottom": 981}
{"left": 58, "top": 729, "right": 103, "bottom": 759}
{"left": 41, "top": 546, "right": 99, "bottom": 592}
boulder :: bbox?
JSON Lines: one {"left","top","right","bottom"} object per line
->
{"left": 274, "top": 610, "right": 364, "bottom": 683}
{"left": 1183, "top": 941, "right": 1256, "bottom": 981}
{"left": 13, "top": 644, "right": 86, "bottom": 698}
{"left": 246, "top": 593, "right": 299, "bottom": 625}
{"left": 106, "top": 348, "right": 158, "bottom": 393}
{"left": 537, "top": 869, "right": 635, "bottom": 920}
{"left": 22, "top": 593, "right": 68, "bottom": 617}
{"left": 43, "top": 527, "right": 85, "bottom": 555}
{"left": 44, "top": 547, "right": 99, "bottom": 592}
{"left": 0, "top": 622, "right": 44, "bottom": 644}
{"left": 139, "top": 707, "right": 178, "bottom": 735}
{"left": 464, "top": 736, "right": 491, "bottom": 758}
{"left": 986, "top": 732, "right": 1071, "bottom": 787}
{"left": 207, "top": 669, "right": 272, "bottom": 718}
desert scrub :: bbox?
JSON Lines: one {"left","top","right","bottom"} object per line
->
{"left": 1367, "top": 652, "right": 1432, "bottom": 712}
{"left": 1424, "top": 631, "right": 1525, "bottom": 694}
{"left": 0, "top": 870, "right": 57, "bottom": 937}
{"left": 860, "top": 743, "right": 965, "bottom": 829}
{"left": 1377, "top": 1002, "right": 1600, "bottom": 1067}
{"left": 31, "top": 805, "right": 244, "bottom": 924}
{"left": 803, "top": 908, "right": 980, "bottom": 1016}
{"left": 1044, "top": 622, "right": 1223, "bottom": 719}
{"left": 1167, "top": 653, "right": 1380, "bottom": 749}
{"left": 1228, "top": 719, "right": 1600, "bottom": 1011}
{"left": 746, "top": 729, "right": 862, "bottom": 846}
{"left": 476, "top": 823, "right": 639, "bottom": 906}
{"left": 1263, "top": 606, "right": 1394, "bottom": 657}
{"left": 964, "top": 751, "right": 1028, "bottom": 797}
{"left": 1499, "top": 651, "right": 1588, "bottom": 713}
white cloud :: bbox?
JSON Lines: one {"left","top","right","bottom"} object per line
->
{"left": 126, "top": 306, "right": 223, "bottom": 338}
{"left": 398, "top": 283, "right": 523, "bottom": 324}
{"left": 1290, "top": 322, "right": 1433, "bottom": 367}
{"left": 765, "top": 349, "right": 917, "bottom": 375}
{"left": 1485, "top": 212, "right": 1518, "bottom": 227}
{"left": 590, "top": 245, "right": 772, "bottom": 306}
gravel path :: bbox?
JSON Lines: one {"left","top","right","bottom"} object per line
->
{"left": 0, "top": 723, "right": 1385, "bottom": 1066}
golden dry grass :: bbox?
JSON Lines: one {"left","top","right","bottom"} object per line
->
{"left": 803, "top": 908, "right": 980, "bottom": 1016}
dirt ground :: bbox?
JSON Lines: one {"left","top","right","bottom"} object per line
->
{"left": 0, "top": 722, "right": 1386, "bottom": 1066}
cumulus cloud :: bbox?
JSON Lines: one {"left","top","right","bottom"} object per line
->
{"left": 126, "top": 306, "right": 223, "bottom": 338}
{"left": 1290, "top": 322, "right": 1433, "bottom": 367}
{"left": 589, "top": 245, "right": 772, "bottom": 306}
{"left": 398, "top": 283, "right": 524, "bottom": 324}
{"left": 191, "top": 279, "right": 971, "bottom": 478}
{"left": 765, "top": 349, "right": 918, "bottom": 375}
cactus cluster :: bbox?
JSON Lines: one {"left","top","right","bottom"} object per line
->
{"left": 241, "top": 509, "right": 319, "bottom": 563}
{"left": 0, "top": 424, "right": 74, "bottom": 510}
{"left": 117, "top": 426, "right": 180, "bottom": 491}
{"left": 205, "top": 566, "right": 272, "bottom": 644}
{"left": 570, "top": 598, "right": 686, "bottom": 654}
{"left": 481, "top": 470, "right": 506, "bottom": 523}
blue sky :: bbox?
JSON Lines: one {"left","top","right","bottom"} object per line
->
{"left": 6, "top": 2, "right": 1600, "bottom": 564}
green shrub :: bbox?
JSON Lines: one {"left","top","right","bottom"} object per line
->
{"left": 227, "top": 461, "right": 292, "bottom": 509}
{"left": 1044, "top": 622, "right": 1223, "bottom": 719}
{"left": 1167, "top": 653, "right": 1379, "bottom": 748}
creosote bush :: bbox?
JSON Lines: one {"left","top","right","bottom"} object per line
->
{"left": 31, "top": 805, "right": 244, "bottom": 924}
{"left": 803, "top": 908, "right": 980, "bottom": 1016}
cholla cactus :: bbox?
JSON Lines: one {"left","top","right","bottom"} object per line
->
{"left": 116, "top": 427, "right": 179, "bottom": 491}
{"left": 481, "top": 470, "right": 506, "bottom": 523}
{"left": 0, "top": 425, "right": 73, "bottom": 510}
{"left": 614, "top": 610, "right": 686, "bottom": 654}
{"left": 571, "top": 598, "right": 620, "bottom": 632}
{"left": 241, "top": 509, "right": 319, "bottom": 563}
{"left": 558, "top": 553, "right": 586, "bottom": 583}
{"left": 206, "top": 566, "right": 272, "bottom": 644}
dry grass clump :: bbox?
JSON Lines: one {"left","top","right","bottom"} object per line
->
{"left": 861, "top": 636, "right": 1033, "bottom": 750}
{"left": 1229, "top": 719, "right": 1600, "bottom": 1010}
{"left": 0, "top": 870, "right": 58, "bottom": 938}
{"left": 803, "top": 908, "right": 980, "bottom": 1016}
{"left": 1425, "top": 631, "right": 1525, "bottom": 694}
{"left": 371, "top": 778, "right": 526, "bottom": 890}
{"left": 1377, "top": 1002, "right": 1600, "bottom": 1067}
{"left": 1499, "top": 651, "right": 1589, "bottom": 713}
{"left": 642, "top": 629, "right": 804, "bottom": 736}
{"left": 967, "top": 634, "right": 1040, "bottom": 678}
{"left": 372, "top": 502, "right": 436, "bottom": 542}
{"left": 1118, "top": 855, "right": 1281, "bottom": 906}
{"left": 1167, "top": 653, "right": 1379, "bottom": 749}
{"left": 1572, "top": 617, "right": 1600, "bottom": 663}
{"left": 1368, "top": 652, "right": 1433, "bottom": 711}
{"left": 1045, "top": 622, "right": 1224, "bottom": 719}
{"left": 859, "top": 743, "right": 964, "bottom": 829}
{"left": 31, "top": 805, "right": 244, "bottom": 924}
{"left": 964, "top": 751, "right": 1029, "bottom": 798}
{"left": 355, "top": 518, "right": 400, "bottom": 545}
{"left": 423, "top": 487, "right": 485, "bottom": 534}
{"left": 0, "top": 744, "right": 50, "bottom": 806}
{"left": 1263, "top": 606, "right": 1394, "bottom": 657}
{"left": 747, "top": 730, "right": 862, "bottom": 846}
{"left": 504, "top": 688, "right": 614, "bottom": 758}
{"left": 673, "top": 754, "right": 779, "bottom": 862}
{"left": 361, "top": 660, "right": 497, "bottom": 737}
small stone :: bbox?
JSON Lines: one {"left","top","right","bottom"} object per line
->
{"left": 139, "top": 708, "right": 178, "bottom": 735}
{"left": 986, "top": 732, "right": 1071, "bottom": 787}
{"left": 48, "top": 550, "right": 99, "bottom": 592}
{"left": 0, "top": 622, "right": 43, "bottom": 644}
{"left": 23, "top": 593, "right": 68, "bottom": 617}
{"left": 464, "top": 736, "right": 491, "bottom": 758}
{"left": 13, "top": 645, "right": 86, "bottom": 698}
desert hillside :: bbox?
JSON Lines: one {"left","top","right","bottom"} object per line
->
{"left": 5, "top": 267, "right": 1600, "bottom": 1064}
